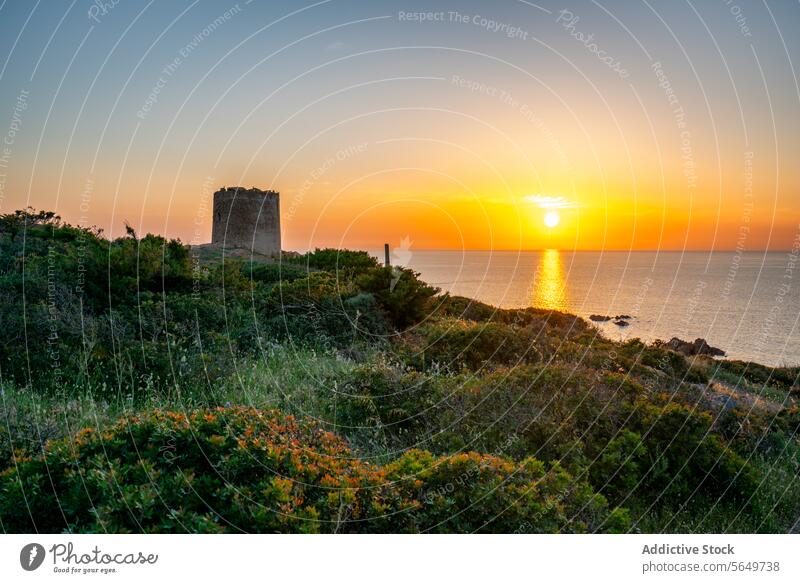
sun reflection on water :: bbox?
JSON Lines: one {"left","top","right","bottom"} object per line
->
{"left": 530, "top": 249, "right": 567, "bottom": 311}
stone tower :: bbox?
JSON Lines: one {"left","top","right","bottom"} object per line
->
{"left": 211, "top": 186, "right": 281, "bottom": 257}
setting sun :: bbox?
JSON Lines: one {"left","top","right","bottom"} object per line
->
{"left": 543, "top": 211, "right": 560, "bottom": 229}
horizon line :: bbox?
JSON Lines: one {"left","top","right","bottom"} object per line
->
{"left": 342, "top": 247, "right": 797, "bottom": 254}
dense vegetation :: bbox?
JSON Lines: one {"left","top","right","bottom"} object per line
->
{"left": 1, "top": 209, "right": 798, "bottom": 533}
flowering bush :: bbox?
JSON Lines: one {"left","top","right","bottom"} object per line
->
{"left": 0, "top": 407, "right": 628, "bottom": 533}
{"left": 0, "top": 407, "right": 410, "bottom": 533}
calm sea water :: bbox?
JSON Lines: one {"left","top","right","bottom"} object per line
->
{"left": 397, "top": 250, "right": 800, "bottom": 367}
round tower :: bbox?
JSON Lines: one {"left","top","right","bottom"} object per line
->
{"left": 211, "top": 187, "right": 281, "bottom": 257}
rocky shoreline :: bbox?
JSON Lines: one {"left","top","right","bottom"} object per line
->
{"left": 588, "top": 313, "right": 727, "bottom": 358}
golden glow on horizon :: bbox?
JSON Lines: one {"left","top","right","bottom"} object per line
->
{"left": 12, "top": 111, "right": 796, "bottom": 252}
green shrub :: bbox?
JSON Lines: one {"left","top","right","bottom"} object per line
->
{"left": 342, "top": 292, "right": 391, "bottom": 340}
{"left": 288, "top": 248, "right": 379, "bottom": 276}
{"left": 266, "top": 271, "right": 345, "bottom": 307}
{"left": 589, "top": 430, "right": 649, "bottom": 503}
{"left": 426, "top": 364, "right": 642, "bottom": 463}
{"left": 0, "top": 407, "right": 629, "bottom": 533}
{"left": 0, "top": 407, "right": 411, "bottom": 533}
{"left": 356, "top": 266, "right": 439, "bottom": 329}
{"left": 437, "top": 296, "right": 590, "bottom": 336}
{"left": 716, "top": 360, "right": 799, "bottom": 391}
{"left": 258, "top": 273, "right": 391, "bottom": 346}
{"left": 634, "top": 403, "right": 758, "bottom": 505}
{"left": 108, "top": 231, "right": 193, "bottom": 300}
{"left": 586, "top": 338, "right": 709, "bottom": 385}
{"left": 329, "top": 364, "right": 437, "bottom": 451}
{"left": 387, "top": 449, "right": 630, "bottom": 533}
{"left": 398, "top": 318, "right": 543, "bottom": 371}
{"left": 247, "top": 261, "right": 308, "bottom": 285}
{"left": 436, "top": 295, "right": 499, "bottom": 322}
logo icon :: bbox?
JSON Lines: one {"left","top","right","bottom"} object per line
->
{"left": 20, "top": 543, "right": 46, "bottom": 571}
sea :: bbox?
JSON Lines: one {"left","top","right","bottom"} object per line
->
{"left": 393, "top": 250, "right": 800, "bottom": 367}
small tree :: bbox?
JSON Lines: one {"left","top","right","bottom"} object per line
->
{"left": 356, "top": 266, "right": 438, "bottom": 329}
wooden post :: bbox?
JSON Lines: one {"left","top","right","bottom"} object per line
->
{"left": 384, "top": 243, "right": 390, "bottom": 267}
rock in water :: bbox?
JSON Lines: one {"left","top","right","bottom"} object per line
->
{"left": 590, "top": 314, "right": 612, "bottom": 322}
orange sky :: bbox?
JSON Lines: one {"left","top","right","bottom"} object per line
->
{"left": 1, "top": 1, "right": 798, "bottom": 251}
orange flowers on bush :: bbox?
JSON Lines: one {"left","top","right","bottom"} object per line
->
{"left": 0, "top": 407, "right": 629, "bottom": 533}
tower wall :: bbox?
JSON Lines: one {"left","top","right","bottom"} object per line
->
{"left": 211, "top": 187, "right": 281, "bottom": 257}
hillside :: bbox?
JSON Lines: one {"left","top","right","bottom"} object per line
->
{"left": 1, "top": 209, "right": 798, "bottom": 533}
